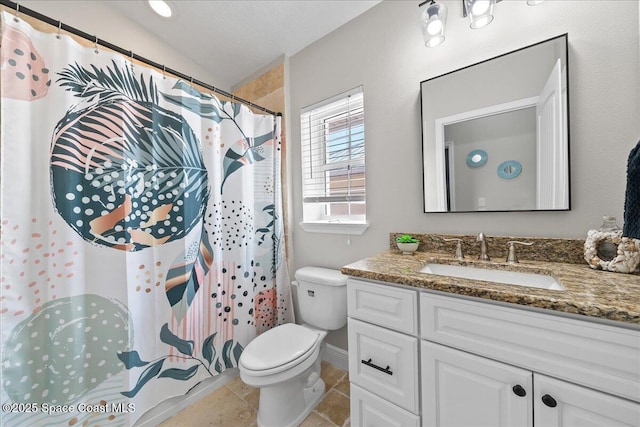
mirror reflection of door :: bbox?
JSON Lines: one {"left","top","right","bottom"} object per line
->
{"left": 536, "top": 58, "right": 568, "bottom": 209}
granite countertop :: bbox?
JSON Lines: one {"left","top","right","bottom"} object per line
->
{"left": 341, "top": 250, "right": 640, "bottom": 326}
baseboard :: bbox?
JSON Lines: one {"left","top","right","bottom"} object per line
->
{"left": 322, "top": 343, "right": 349, "bottom": 372}
{"left": 133, "top": 368, "right": 239, "bottom": 427}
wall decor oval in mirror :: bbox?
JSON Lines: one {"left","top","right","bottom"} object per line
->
{"left": 466, "top": 149, "right": 488, "bottom": 168}
{"left": 421, "top": 34, "right": 570, "bottom": 213}
{"left": 497, "top": 160, "right": 522, "bottom": 180}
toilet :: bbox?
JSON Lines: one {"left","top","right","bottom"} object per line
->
{"left": 238, "top": 267, "right": 348, "bottom": 427}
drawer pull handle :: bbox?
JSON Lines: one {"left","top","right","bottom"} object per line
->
{"left": 361, "top": 358, "right": 393, "bottom": 376}
{"left": 541, "top": 394, "right": 557, "bottom": 408}
{"left": 512, "top": 385, "right": 526, "bottom": 397}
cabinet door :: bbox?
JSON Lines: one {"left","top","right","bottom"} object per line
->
{"left": 351, "top": 384, "right": 420, "bottom": 427}
{"left": 421, "top": 341, "right": 532, "bottom": 427}
{"left": 534, "top": 374, "right": 640, "bottom": 427}
{"left": 348, "top": 318, "right": 419, "bottom": 413}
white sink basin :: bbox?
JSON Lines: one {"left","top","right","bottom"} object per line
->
{"left": 419, "top": 263, "right": 564, "bottom": 291}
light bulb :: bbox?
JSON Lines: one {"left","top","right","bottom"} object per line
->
{"left": 426, "top": 19, "right": 443, "bottom": 36}
{"left": 471, "top": 0, "right": 491, "bottom": 16}
{"left": 148, "top": 0, "right": 172, "bottom": 18}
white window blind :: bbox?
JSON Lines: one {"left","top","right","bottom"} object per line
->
{"left": 300, "top": 87, "right": 366, "bottom": 225}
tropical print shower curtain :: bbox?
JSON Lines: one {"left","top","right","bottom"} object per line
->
{"left": 0, "top": 12, "right": 292, "bottom": 426}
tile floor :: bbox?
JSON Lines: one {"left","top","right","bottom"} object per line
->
{"left": 159, "top": 362, "right": 350, "bottom": 427}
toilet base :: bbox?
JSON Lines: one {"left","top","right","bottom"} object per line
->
{"left": 256, "top": 376, "right": 325, "bottom": 427}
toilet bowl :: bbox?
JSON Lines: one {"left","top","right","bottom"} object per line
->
{"left": 238, "top": 267, "right": 348, "bottom": 427}
{"left": 239, "top": 324, "right": 328, "bottom": 427}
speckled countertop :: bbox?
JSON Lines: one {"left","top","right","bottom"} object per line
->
{"left": 342, "top": 249, "right": 640, "bottom": 326}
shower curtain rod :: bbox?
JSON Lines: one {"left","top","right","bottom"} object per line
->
{"left": 0, "top": 0, "right": 282, "bottom": 117}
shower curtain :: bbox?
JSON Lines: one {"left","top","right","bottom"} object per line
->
{"left": 0, "top": 12, "right": 292, "bottom": 426}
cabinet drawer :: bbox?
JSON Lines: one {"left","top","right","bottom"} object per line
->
{"left": 420, "top": 293, "right": 640, "bottom": 403}
{"left": 351, "top": 383, "right": 420, "bottom": 427}
{"left": 348, "top": 318, "right": 419, "bottom": 413}
{"left": 348, "top": 279, "right": 418, "bottom": 335}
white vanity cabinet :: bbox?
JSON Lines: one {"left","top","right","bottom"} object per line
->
{"left": 422, "top": 342, "right": 640, "bottom": 427}
{"left": 420, "top": 293, "right": 640, "bottom": 427}
{"left": 346, "top": 277, "right": 640, "bottom": 427}
{"left": 347, "top": 279, "right": 420, "bottom": 426}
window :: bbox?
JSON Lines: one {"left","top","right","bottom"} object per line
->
{"left": 300, "top": 87, "right": 367, "bottom": 234}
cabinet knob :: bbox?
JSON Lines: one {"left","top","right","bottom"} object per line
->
{"left": 512, "top": 385, "right": 527, "bottom": 397}
{"left": 541, "top": 394, "right": 557, "bottom": 408}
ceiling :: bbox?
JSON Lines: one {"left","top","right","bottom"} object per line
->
{"left": 105, "top": 0, "right": 382, "bottom": 89}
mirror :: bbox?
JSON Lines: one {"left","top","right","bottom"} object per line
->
{"left": 421, "top": 34, "right": 569, "bottom": 212}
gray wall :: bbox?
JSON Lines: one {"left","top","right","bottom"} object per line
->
{"left": 288, "top": 0, "right": 640, "bottom": 350}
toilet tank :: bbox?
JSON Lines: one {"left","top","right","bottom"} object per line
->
{"left": 295, "top": 267, "right": 348, "bottom": 330}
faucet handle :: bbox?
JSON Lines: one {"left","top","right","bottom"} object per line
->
{"left": 506, "top": 241, "right": 533, "bottom": 263}
{"left": 442, "top": 237, "right": 464, "bottom": 260}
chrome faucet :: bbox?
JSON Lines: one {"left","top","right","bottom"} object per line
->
{"left": 477, "top": 232, "right": 490, "bottom": 261}
{"left": 506, "top": 241, "right": 534, "bottom": 263}
{"left": 442, "top": 237, "right": 464, "bottom": 260}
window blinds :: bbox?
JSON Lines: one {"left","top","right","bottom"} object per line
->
{"left": 300, "top": 87, "right": 365, "bottom": 213}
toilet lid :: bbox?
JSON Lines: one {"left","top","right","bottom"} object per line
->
{"left": 241, "top": 323, "right": 320, "bottom": 371}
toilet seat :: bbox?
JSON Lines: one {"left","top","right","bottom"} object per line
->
{"left": 240, "top": 323, "right": 321, "bottom": 376}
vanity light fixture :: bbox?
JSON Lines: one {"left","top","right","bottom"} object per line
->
{"left": 463, "top": 0, "right": 496, "bottom": 29}
{"left": 420, "top": 0, "right": 542, "bottom": 48}
{"left": 420, "top": 0, "right": 448, "bottom": 48}
{"left": 148, "top": 0, "right": 173, "bottom": 18}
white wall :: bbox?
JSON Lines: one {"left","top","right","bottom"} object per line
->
{"left": 288, "top": 0, "right": 640, "bottom": 349}
{"left": 19, "top": 1, "right": 227, "bottom": 89}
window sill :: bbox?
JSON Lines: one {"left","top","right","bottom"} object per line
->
{"left": 299, "top": 221, "right": 369, "bottom": 235}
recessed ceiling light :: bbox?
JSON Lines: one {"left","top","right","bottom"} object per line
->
{"left": 148, "top": 0, "right": 173, "bottom": 18}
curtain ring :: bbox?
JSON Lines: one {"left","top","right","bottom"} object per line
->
{"left": 56, "top": 21, "right": 62, "bottom": 39}
{"left": 190, "top": 76, "right": 194, "bottom": 84}
{"left": 162, "top": 65, "right": 166, "bottom": 79}
{"left": 14, "top": 2, "right": 20, "bottom": 22}
{"left": 94, "top": 36, "right": 99, "bottom": 54}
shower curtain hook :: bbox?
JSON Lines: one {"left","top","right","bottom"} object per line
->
{"left": 56, "top": 21, "right": 62, "bottom": 39}
{"left": 162, "top": 65, "right": 166, "bottom": 79}
{"left": 94, "top": 36, "right": 99, "bottom": 54}
{"left": 14, "top": 2, "right": 20, "bottom": 22}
